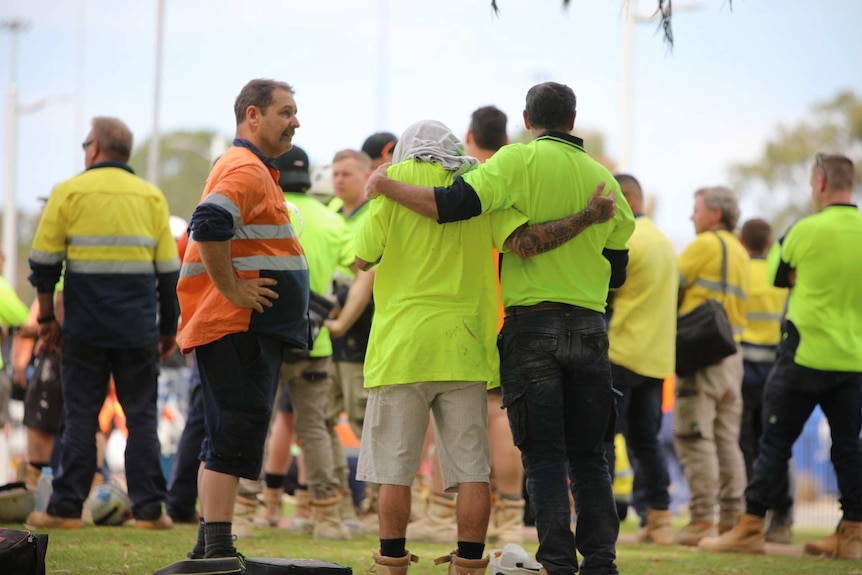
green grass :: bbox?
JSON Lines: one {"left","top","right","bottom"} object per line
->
{"left": 7, "top": 516, "right": 858, "bottom": 575}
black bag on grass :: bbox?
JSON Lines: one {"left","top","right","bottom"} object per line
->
{"left": 0, "top": 528, "right": 49, "bottom": 575}
{"left": 245, "top": 558, "right": 352, "bottom": 575}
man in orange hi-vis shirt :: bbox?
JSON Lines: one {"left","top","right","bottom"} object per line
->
{"left": 175, "top": 79, "right": 310, "bottom": 565}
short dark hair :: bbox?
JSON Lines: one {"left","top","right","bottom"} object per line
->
{"left": 91, "top": 117, "right": 133, "bottom": 162}
{"left": 470, "top": 106, "right": 507, "bottom": 152}
{"left": 741, "top": 218, "right": 772, "bottom": 253}
{"left": 817, "top": 153, "right": 855, "bottom": 192}
{"left": 614, "top": 173, "right": 642, "bottom": 196}
{"left": 234, "top": 79, "right": 294, "bottom": 125}
{"left": 525, "top": 82, "right": 576, "bottom": 130}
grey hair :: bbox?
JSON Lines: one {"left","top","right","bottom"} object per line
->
{"left": 696, "top": 186, "right": 740, "bottom": 231}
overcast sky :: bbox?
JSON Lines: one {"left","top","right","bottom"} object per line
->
{"left": 2, "top": 0, "right": 860, "bottom": 247}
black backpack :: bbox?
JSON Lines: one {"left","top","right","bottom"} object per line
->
{"left": 0, "top": 528, "right": 48, "bottom": 575}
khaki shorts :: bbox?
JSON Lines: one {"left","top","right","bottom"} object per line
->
{"left": 356, "top": 381, "right": 490, "bottom": 492}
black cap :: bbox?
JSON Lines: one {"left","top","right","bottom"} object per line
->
{"left": 272, "top": 145, "right": 312, "bottom": 192}
{"left": 361, "top": 132, "right": 398, "bottom": 160}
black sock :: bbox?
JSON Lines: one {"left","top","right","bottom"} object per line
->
{"left": 457, "top": 541, "right": 485, "bottom": 560}
{"left": 265, "top": 473, "right": 285, "bottom": 490}
{"left": 380, "top": 538, "right": 406, "bottom": 558}
{"left": 188, "top": 518, "right": 206, "bottom": 559}
{"left": 29, "top": 462, "right": 49, "bottom": 471}
{"left": 204, "top": 522, "right": 236, "bottom": 558}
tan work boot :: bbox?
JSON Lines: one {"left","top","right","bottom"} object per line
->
{"left": 674, "top": 521, "right": 717, "bottom": 546}
{"left": 339, "top": 487, "right": 362, "bottom": 534}
{"left": 407, "top": 492, "right": 457, "bottom": 544}
{"left": 232, "top": 494, "right": 257, "bottom": 539}
{"left": 134, "top": 515, "right": 174, "bottom": 530}
{"left": 764, "top": 512, "right": 792, "bottom": 545}
{"left": 486, "top": 496, "right": 525, "bottom": 546}
{"left": 371, "top": 550, "right": 419, "bottom": 575}
{"left": 289, "top": 488, "right": 313, "bottom": 534}
{"left": 434, "top": 551, "right": 490, "bottom": 575}
{"left": 698, "top": 513, "right": 765, "bottom": 554}
{"left": 256, "top": 487, "right": 283, "bottom": 528}
{"left": 837, "top": 519, "right": 862, "bottom": 560}
{"left": 718, "top": 509, "right": 740, "bottom": 535}
{"left": 24, "top": 465, "right": 42, "bottom": 491}
{"left": 25, "top": 510, "right": 83, "bottom": 530}
{"left": 311, "top": 493, "right": 351, "bottom": 540}
{"left": 804, "top": 530, "right": 839, "bottom": 557}
{"left": 637, "top": 508, "right": 674, "bottom": 545}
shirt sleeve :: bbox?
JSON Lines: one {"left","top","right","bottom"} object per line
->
{"left": 0, "top": 278, "right": 29, "bottom": 326}
{"left": 489, "top": 208, "right": 529, "bottom": 253}
{"left": 355, "top": 196, "right": 390, "bottom": 266}
{"left": 605, "top": 182, "right": 636, "bottom": 250}
{"left": 678, "top": 233, "right": 711, "bottom": 289}
{"left": 29, "top": 185, "right": 68, "bottom": 293}
{"left": 461, "top": 146, "right": 527, "bottom": 215}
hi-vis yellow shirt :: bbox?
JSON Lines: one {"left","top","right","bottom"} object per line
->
{"left": 741, "top": 257, "right": 787, "bottom": 348}
{"left": 678, "top": 230, "right": 750, "bottom": 342}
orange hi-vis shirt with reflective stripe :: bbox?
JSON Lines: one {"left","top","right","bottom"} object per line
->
{"left": 176, "top": 145, "right": 310, "bottom": 353}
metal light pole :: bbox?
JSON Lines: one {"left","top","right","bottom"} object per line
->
{"left": 146, "top": 0, "right": 165, "bottom": 184}
{"left": 2, "top": 19, "right": 29, "bottom": 284}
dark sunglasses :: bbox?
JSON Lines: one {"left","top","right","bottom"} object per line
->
{"left": 81, "top": 139, "right": 94, "bottom": 151}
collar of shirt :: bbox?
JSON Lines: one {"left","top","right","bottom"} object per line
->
{"left": 536, "top": 130, "right": 585, "bottom": 150}
{"left": 86, "top": 161, "right": 135, "bottom": 174}
{"left": 233, "top": 138, "right": 277, "bottom": 169}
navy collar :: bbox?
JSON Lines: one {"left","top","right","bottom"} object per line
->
{"left": 339, "top": 200, "right": 370, "bottom": 219}
{"left": 634, "top": 212, "right": 645, "bottom": 218}
{"left": 86, "top": 161, "right": 134, "bottom": 174}
{"left": 233, "top": 138, "right": 277, "bottom": 169}
{"left": 826, "top": 203, "right": 858, "bottom": 208}
{"left": 536, "top": 130, "right": 585, "bottom": 151}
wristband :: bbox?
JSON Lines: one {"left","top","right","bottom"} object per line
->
{"left": 37, "top": 313, "right": 56, "bottom": 325}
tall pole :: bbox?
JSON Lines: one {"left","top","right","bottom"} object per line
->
{"left": 375, "top": 0, "right": 390, "bottom": 130}
{"left": 620, "top": 0, "right": 635, "bottom": 172}
{"left": 2, "top": 20, "right": 27, "bottom": 285}
{"left": 146, "top": 0, "right": 165, "bottom": 184}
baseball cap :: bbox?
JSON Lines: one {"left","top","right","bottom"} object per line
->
{"left": 272, "top": 145, "right": 312, "bottom": 192}
{"left": 488, "top": 544, "right": 542, "bottom": 575}
{"left": 361, "top": 132, "right": 398, "bottom": 160}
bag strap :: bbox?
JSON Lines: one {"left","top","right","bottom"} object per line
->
{"left": 713, "top": 231, "right": 728, "bottom": 303}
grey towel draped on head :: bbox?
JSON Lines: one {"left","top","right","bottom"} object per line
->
{"left": 392, "top": 120, "right": 478, "bottom": 178}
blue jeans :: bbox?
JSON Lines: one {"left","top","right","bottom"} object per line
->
{"left": 606, "top": 363, "right": 671, "bottom": 512}
{"left": 745, "top": 326, "right": 862, "bottom": 521}
{"left": 500, "top": 306, "right": 619, "bottom": 575}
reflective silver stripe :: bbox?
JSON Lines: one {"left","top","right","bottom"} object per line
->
{"left": 180, "top": 262, "right": 206, "bottom": 279}
{"left": 68, "top": 235, "right": 158, "bottom": 248}
{"left": 747, "top": 312, "right": 783, "bottom": 323}
{"left": 179, "top": 255, "right": 307, "bottom": 278}
{"left": 741, "top": 345, "right": 777, "bottom": 363}
{"left": 202, "top": 193, "right": 241, "bottom": 230}
{"left": 733, "top": 326, "right": 745, "bottom": 336}
{"left": 66, "top": 260, "right": 156, "bottom": 274}
{"left": 156, "top": 258, "right": 181, "bottom": 274}
{"left": 234, "top": 255, "right": 307, "bottom": 272}
{"left": 694, "top": 278, "right": 747, "bottom": 300}
{"left": 30, "top": 249, "right": 65, "bottom": 265}
{"left": 234, "top": 223, "right": 296, "bottom": 241}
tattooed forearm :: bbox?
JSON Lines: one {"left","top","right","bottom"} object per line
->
{"left": 505, "top": 208, "right": 598, "bottom": 258}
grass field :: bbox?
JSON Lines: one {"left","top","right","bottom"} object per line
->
{"left": 8, "top": 512, "right": 859, "bottom": 575}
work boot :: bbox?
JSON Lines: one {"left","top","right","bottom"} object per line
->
{"left": 674, "top": 521, "right": 716, "bottom": 546}
{"left": 25, "top": 465, "right": 41, "bottom": 491}
{"left": 25, "top": 510, "right": 83, "bottom": 530}
{"left": 718, "top": 509, "right": 741, "bottom": 534}
{"left": 486, "top": 496, "right": 525, "bottom": 546}
{"left": 371, "top": 550, "right": 419, "bottom": 575}
{"left": 407, "top": 492, "right": 457, "bottom": 544}
{"left": 288, "top": 488, "right": 313, "bottom": 534}
{"left": 837, "top": 519, "right": 862, "bottom": 560}
{"left": 256, "top": 487, "right": 283, "bottom": 528}
{"left": 339, "top": 487, "right": 362, "bottom": 534}
{"left": 804, "top": 530, "right": 839, "bottom": 557}
{"left": 134, "top": 515, "right": 174, "bottom": 530}
{"left": 232, "top": 494, "right": 257, "bottom": 539}
{"left": 434, "top": 551, "right": 490, "bottom": 575}
{"left": 637, "top": 508, "right": 674, "bottom": 546}
{"left": 764, "top": 512, "right": 793, "bottom": 544}
{"left": 698, "top": 513, "right": 765, "bottom": 554}
{"left": 311, "top": 493, "right": 351, "bottom": 540}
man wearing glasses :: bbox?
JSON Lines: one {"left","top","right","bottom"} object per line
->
{"left": 26, "top": 116, "right": 179, "bottom": 530}
{"left": 700, "top": 153, "right": 862, "bottom": 560}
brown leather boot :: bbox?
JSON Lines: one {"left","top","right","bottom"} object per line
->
{"left": 232, "top": 494, "right": 257, "bottom": 539}
{"left": 256, "top": 487, "right": 283, "bottom": 528}
{"left": 371, "top": 550, "right": 419, "bottom": 575}
{"left": 804, "top": 530, "right": 839, "bottom": 557}
{"left": 837, "top": 520, "right": 862, "bottom": 560}
{"left": 311, "top": 493, "right": 350, "bottom": 540}
{"left": 289, "top": 487, "right": 313, "bottom": 534}
{"left": 486, "top": 496, "right": 525, "bottom": 546}
{"left": 406, "top": 492, "right": 457, "bottom": 544}
{"left": 675, "top": 521, "right": 716, "bottom": 546}
{"left": 698, "top": 513, "right": 765, "bottom": 554}
{"left": 637, "top": 508, "right": 674, "bottom": 545}
{"left": 434, "top": 552, "right": 490, "bottom": 575}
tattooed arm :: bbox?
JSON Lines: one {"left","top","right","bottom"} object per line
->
{"left": 504, "top": 182, "right": 616, "bottom": 258}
